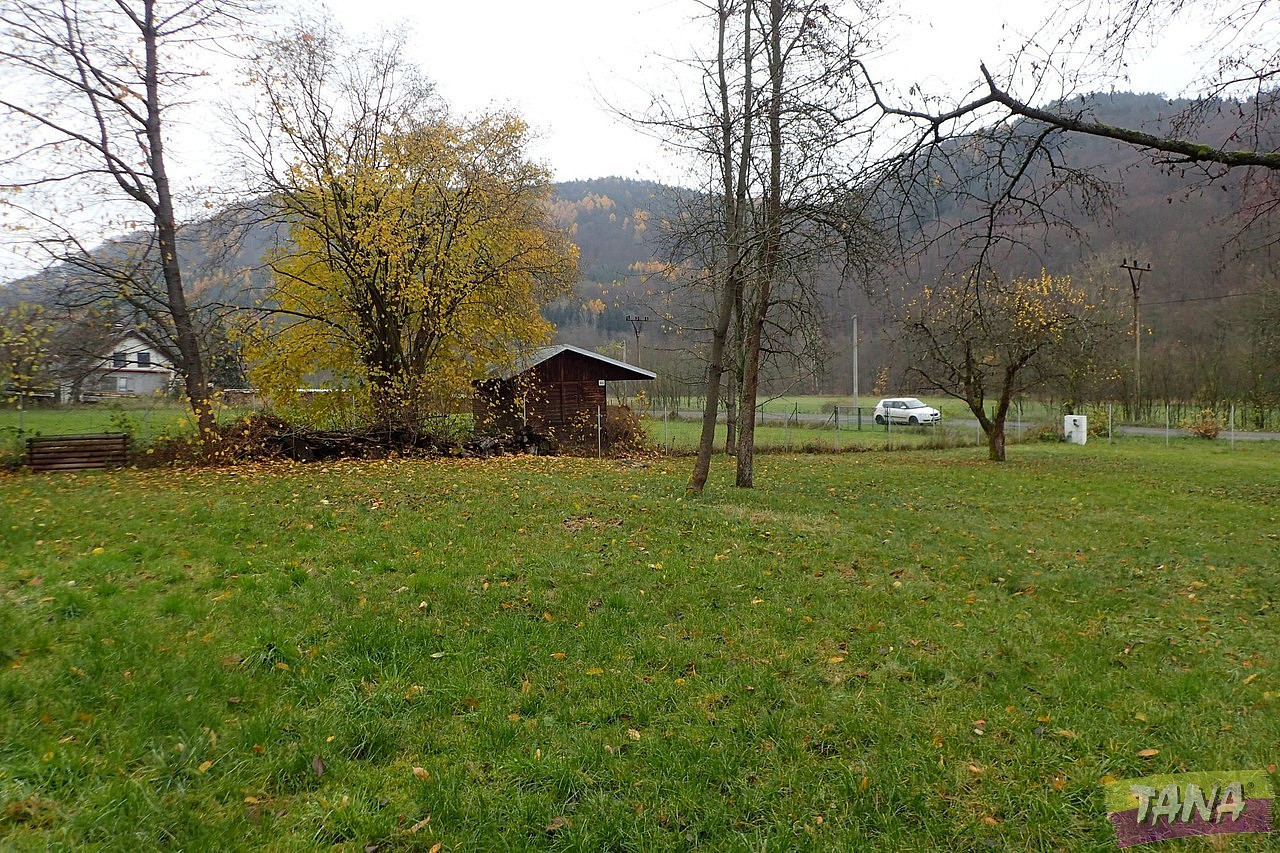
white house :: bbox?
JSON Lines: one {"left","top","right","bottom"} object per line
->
{"left": 76, "top": 329, "right": 177, "bottom": 400}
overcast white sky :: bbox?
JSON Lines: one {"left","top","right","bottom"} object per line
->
{"left": 319, "top": 0, "right": 1203, "bottom": 184}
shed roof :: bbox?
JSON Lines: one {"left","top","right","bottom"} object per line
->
{"left": 497, "top": 344, "right": 656, "bottom": 381}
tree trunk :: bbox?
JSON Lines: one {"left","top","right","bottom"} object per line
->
{"left": 980, "top": 378, "right": 1016, "bottom": 462}
{"left": 735, "top": 285, "right": 765, "bottom": 486}
{"left": 724, "top": 371, "right": 737, "bottom": 455}
{"left": 141, "top": 0, "right": 214, "bottom": 444}
{"left": 987, "top": 422, "right": 1006, "bottom": 461}
{"left": 735, "top": 0, "right": 783, "bottom": 490}
{"left": 689, "top": 0, "right": 753, "bottom": 496}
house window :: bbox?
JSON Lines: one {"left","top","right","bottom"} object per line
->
{"left": 137, "top": 351, "right": 151, "bottom": 367}
{"left": 112, "top": 351, "right": 126, "bottom": 367}
{"left": 117, "top": 377, "right": 134, "bottom": 393}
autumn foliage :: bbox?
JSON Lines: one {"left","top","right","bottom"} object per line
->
{"left": 242, "top": 29, "right": 577, "bottom": 427}
{"left": 0, "top": 304, "right": 52, "bottom": 402}
{"left": 899, "top": 271, "right": 1116, "bottom": 460}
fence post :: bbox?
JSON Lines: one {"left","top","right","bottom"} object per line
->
{"left": 1231, "top": 403, "right": 1235, "bottom": 449}
{"left": 1165, "top": 403, "right": 1169, "bottom": 446}
{"left": 1108, "top": 403, "right": 1113, "bottom": 442}
{"left": 597, "top": 405, "right": 602, "bottom": 459}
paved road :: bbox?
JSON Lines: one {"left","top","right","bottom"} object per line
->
{"left": 666, "top": 409, "right": 1280, "bottom": 442}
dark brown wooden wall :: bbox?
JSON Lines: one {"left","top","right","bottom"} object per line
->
{"left": 473, "top": 351, "right": 613, "bottom": 432}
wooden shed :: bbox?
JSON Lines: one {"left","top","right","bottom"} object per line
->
{"left": 473, "top": 344, "right": 656, "bottom": 434}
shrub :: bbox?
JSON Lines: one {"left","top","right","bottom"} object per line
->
{"left": 604, "top": 405, "right": 650, "bottom": 455}
{"left": 543, "top": 405, "right": 651, "bottom": 457}
{"left": 1031, "top": 422, "right": 1061, "bottom": 442}
{"left": 1183, "top": 408, "right": 1222, "bottom": 439}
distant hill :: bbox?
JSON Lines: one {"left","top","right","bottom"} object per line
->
{"left": 4, "top": 95, "right": 1275, "bottom": 400}
{"left": 1, "top": 178, "right": 671, "bottom": 313}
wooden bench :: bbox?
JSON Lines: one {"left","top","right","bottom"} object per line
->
{"left": 26, "top": 433, "right": 131, "bottom": 472}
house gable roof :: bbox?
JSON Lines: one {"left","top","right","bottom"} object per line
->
{"left": 497, "top": 344, "right": 656, "bottom": 381}
{"left": 101, "top": 328, "right": 175, "bottom": 370}
{"left": 106, "top": 327, "right": 167, "bottom": 355}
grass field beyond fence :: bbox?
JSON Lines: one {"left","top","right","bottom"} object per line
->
{"left": 2, "top": 442, "right": 1279, "bottom": 849}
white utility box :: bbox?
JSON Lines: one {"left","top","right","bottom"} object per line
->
{"left": 1063, "top": 415, "right": 1088, "bottom": 445}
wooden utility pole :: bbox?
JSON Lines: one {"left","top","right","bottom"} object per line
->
{"left": 1120, "top": 259, "right": 1151, "bottom": 415}
{"left": 625, "top": 315, "right": 650, "bottom": 367}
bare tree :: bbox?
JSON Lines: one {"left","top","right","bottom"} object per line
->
{"left": 0, "top": 0, "right": 251, "bottom": 441}
{"left": 897, "top": 271, "right": 1121, "bottom": 461}
{"left": 47, "top": 304, "right": 126, "bottom": 401}
{"left": 655, "top": 0, "right": 884, "bottom": 493}
{"left": 864, "top": 0, "right": 1280, "bottom": 263}
{"left": 685, "top": 0, "right": 756, "bottom": 495}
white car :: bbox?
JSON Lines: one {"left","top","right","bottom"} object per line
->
{"left": 874, "top": 397, "right": 941, "bottom": 426}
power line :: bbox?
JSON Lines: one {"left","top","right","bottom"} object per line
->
{"left": 1146, "top": 290, "right": 1267, "bottom": 307}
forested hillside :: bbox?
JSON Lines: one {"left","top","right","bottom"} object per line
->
{"left": 4, "top": 94, "right": 1276, "bottom": 413}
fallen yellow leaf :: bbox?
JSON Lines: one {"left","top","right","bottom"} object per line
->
{"left": 1137, "top": 748, "right": 1159, "bottom": 758}
{"left": 585, "top": 667, "right": 604, "bottom": 676}
{"left": 197, "top": 760, "right": 213, "bottom": 774}
{"left": 1243, "top": 672, "right": 1259, "bottom": 685}
{"left": 412, "top": 766, "right": 431, "bottom": 780}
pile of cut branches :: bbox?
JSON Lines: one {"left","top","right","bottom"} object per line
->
{"left": 140, "top": 415, "right": 552, "bottom": 466}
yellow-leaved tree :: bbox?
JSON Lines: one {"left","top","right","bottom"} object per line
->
{"left": 0, "top": 303, "right": 53, "bottom": 404}
{"left": 242, "top": 25, "right": 577, "bottom": 426}
{"left": 898, "top": 271, "right": 1120, "bottom": 461}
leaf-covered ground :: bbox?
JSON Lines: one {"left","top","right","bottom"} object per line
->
{"left": 1, "top": 441, "right": 1278, "bottom": 850}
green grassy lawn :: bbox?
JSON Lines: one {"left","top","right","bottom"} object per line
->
{"left": 643, "top": 415, "right": 985, "bottom": 452}
{"left": 0, "top": 401, "right": 201, "bottom": 462}
{"left": 653, "top": 395, "right": 1056, "bottom": 426}
{"left": 667, "top": 395, "right": 1280, "bottom": 433}
{"left": 2, "top": 442, "right": 1279, "bottom": 850}
{"left": 657, "top": 394, "right": 976, "bottom": 420}
{"left": 748, "top": 394, "right": 969, "bottom": 418}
